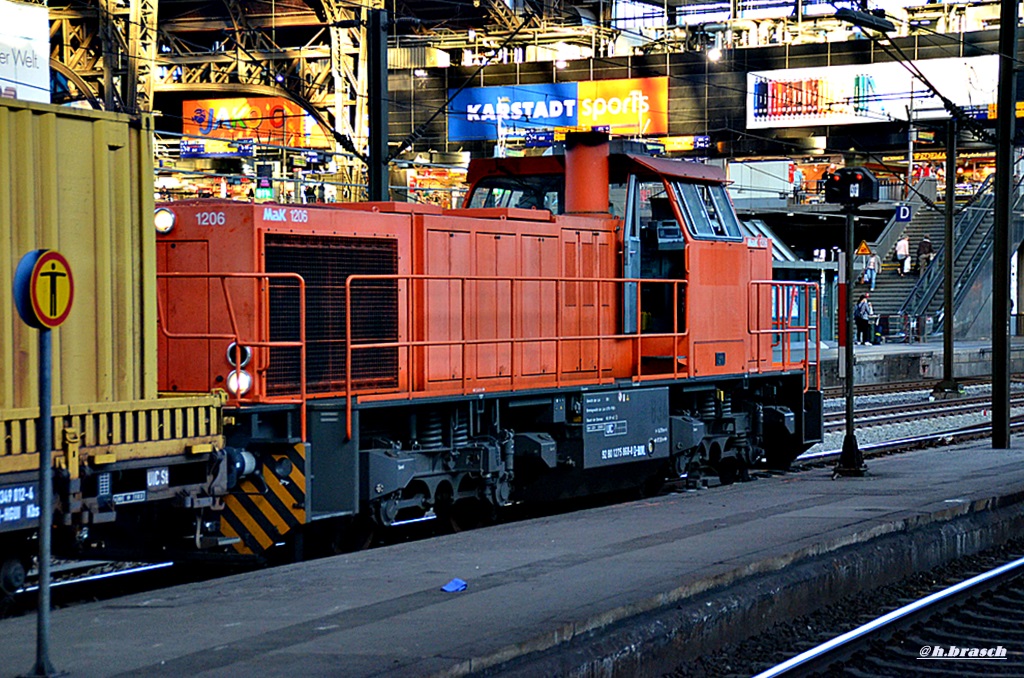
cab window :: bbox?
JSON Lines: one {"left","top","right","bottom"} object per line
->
{"left": 672, "top": 181, "right": 742, "bottom": 239}
{"left": 467, "top": 175, "right": 562, "bottom": 213}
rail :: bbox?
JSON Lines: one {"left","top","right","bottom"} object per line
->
{"left": 156, "top": 271, "right": 308, "bottom": 440}
{"left": 755, "top": 554, "right": 1024, "bottom": 677}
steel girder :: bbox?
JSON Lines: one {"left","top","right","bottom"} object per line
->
{"left": 47, "top": 0, "right": 380, "bottom": 197}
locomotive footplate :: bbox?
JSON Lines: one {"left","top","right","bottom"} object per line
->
{"left": 581, "top": 387, "right": 669, "bottom": 469}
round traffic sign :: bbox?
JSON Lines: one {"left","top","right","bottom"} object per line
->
{"left": 13, "top": 249, "right": 74, "bottom": 329}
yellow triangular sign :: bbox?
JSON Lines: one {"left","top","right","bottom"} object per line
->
{"left": 855, "top": 240, "right": 872, "bottom": 256}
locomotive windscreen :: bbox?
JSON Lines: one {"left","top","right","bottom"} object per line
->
{"left": 264, "top": 233, "right": 399, "bottom": 394}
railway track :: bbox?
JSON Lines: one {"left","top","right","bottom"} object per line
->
{"left": 755, "top": 554, "right": 1024, "bottom": 676}
{"left": 820, "top": 377, "right": 996, "bottom": 400}
{"left": 822, "top": 393, "right": 1024, "bottom": 433}
{"left": 2, "top": 560, "right": 229, "bottom": 618}
{"left": 797, "top": 415, "right": 1024, "bottom": 470}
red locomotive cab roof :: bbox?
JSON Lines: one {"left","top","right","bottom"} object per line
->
{"left": 624, "top": 154, "right": 727, "bottom": 184}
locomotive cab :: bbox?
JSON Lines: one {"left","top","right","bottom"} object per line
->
{"left": 463, "top": 136, "right": 748, "bottom": 344}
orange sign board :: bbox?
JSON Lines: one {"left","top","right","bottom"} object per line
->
{"left": 577, "top": 77, "right": 668, "bottom": 136}
{"left": 856, "top": 240, "right": 872, "bottom": 256}
{"left": 182, "top": 97, "right": 330, "bottom": 148}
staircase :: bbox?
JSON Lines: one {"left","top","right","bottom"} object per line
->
{"left": 899, "top": 178, "right": 998, "bottom": 324}
{"left": 865, "top": 207, "right": 947, "bottom": 316}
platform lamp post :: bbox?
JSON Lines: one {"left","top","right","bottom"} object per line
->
{"left": 825, "top": 168, "right": 880, "bottom": 477}
{"left": 991, "top": 0, "right": 1017, "bottom": 449}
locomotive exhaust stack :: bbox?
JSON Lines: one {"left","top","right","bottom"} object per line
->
{"left": 564, "top": 131, "right": 611, "bottom": 214}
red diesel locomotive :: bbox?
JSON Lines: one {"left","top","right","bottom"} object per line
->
{"left": 156, "top": 133, "right": 822, "bottom": 558}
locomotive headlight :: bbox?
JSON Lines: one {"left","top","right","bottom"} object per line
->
{"left": 154, "top": 208, "right": 176, "bottom": 234}
{"left": 226, "top": 342, "right": 252, "bottom": 368}
{"left": 226, "top": 369, "right": 253, "bottom": 396}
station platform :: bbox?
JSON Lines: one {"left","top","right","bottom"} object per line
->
{"left": 818, "top": 338, "right": 1024, "bottom": 388}
{"left": 3, "top": 440, "right": 1024, "bottom": 677}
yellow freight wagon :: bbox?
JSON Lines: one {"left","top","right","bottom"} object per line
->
{"left": 0, "top": 99, "right": 229, "bottom": 597}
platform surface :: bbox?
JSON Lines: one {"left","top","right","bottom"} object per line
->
{"left": 2, "top": 440, "right": 1024, "bottom": 677}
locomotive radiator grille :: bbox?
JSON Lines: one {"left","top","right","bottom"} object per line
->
{"left": 264, "top": 234, "right": 398, "bottom": 395}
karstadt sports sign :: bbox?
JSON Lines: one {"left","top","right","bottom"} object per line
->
{"left": 447, "top": 77, "right": 668, "bottom": 142}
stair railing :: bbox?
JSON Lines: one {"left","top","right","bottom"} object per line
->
{"left": 899, "top": 176, "right": 996, "bottom": 318}
{"left": 943, "top": 186, "right": 1024, "bottom": 336}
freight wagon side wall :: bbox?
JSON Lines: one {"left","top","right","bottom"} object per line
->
{"left": 0, "top": 100, "right": 157, "bottom": 409}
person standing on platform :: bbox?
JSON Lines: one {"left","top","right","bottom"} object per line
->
{"left": 792, "top": 165, "right": 804, "bottom": 203}
{"left": 863, "top": 250, "right": 879, "bottom": 291}
{"left": 895, "top": 235, "right": 911, "bottom": 276}
{"left": 917, "top": 235, "right": 934, "bottom": 275}
{"left": 854, "top": 293, "right": 874, "bottom": 345}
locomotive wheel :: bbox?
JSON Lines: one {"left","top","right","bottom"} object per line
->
{"left": 763, "top": 445, "right": 801, "bottom": 471}
{"left": 0, "top": 557, "right": 26, "bottom": 596}
{"left": 438, "top": 498, "right": 488, "bottom": 533}
{"left": 337, "top": 516, "right": 376, "bottom": 553}
{"left": 317, "top": 516, "right": 375, "bottom": 555}
{"left": 715, "top": 457, "right": 740, "bottom": 485}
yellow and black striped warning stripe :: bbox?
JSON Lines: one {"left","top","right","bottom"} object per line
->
{"left": 221, "top": 443, "right": 307, "bottom": 555}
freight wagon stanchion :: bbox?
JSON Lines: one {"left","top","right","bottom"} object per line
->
{"left": 13, "top": 249, "right": 75, "bottom": 677}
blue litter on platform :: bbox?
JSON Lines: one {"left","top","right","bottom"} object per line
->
{"left": 441, "top": 578, "right": 467, "bottom": 592}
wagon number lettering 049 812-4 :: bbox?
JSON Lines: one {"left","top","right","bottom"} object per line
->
{"left": 0, "top": 485, "right": 35, "bottom": 504}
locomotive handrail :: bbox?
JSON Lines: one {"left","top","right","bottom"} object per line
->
{"left": 156, "top": 271, "right": 308, "bottom": 440}
{"left": 748, "top": 280, "right": 821, "bottom": 392}
{"left": 342, "top": 273, "right": 689, "bottom": 440}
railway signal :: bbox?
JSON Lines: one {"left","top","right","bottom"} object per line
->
{"left": 826, "top": 168, "right": 879, "bottom": 478}
{"left": 824, "top": 167, "right": 880, "bottom": 206}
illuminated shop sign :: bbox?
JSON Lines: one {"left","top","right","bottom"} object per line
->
{"left": 746, "top": 55, "right": 997, "bottom": 129}
{"left": 448, "top": 77, "right": 668, "bottom": 142}
{"left": 658, "top": 135, "right": 711, "bottom": 152}
{"left": 182, "top": 97, "right": 330, "bottom": 151}
{"left": 180, "top": 138, "right": 255, "bottom": 159}
{"left": 0, "top": 0, "right": 50, "bottom": 104}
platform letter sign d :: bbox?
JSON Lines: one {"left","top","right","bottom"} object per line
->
{"left": 896, "top": 205, "right": 913, "bottom": 222}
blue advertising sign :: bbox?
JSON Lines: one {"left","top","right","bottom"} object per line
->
{"left": 448, "top": 83, "right": 579, "bottom": 142}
